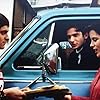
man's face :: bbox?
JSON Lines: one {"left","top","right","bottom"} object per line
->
{"left": 66, "top": 27, "right": 84, "bottom": 49}
{"left": 0, "top": 25, "right": 9, "bottom": 49}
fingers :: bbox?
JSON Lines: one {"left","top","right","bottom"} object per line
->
{"left": 21, "top": 87, "right": 32, "bottom": 92}
{"left": 64, "top": 95, "right": 71, "bottom": 100}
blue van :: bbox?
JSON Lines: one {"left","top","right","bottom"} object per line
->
{"left": 0, "top": 8, "right": 100, "bottom": 100}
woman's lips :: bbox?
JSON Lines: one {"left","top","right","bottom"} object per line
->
{"left": 94, "top": 49, "right": 98, "bottom": 54}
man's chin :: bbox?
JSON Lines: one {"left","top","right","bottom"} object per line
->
{"left": 72, "top": 47, "right": 78, "bottom": 49}
{"left": 96, "top": 53, "right": 100, "bottom": 58}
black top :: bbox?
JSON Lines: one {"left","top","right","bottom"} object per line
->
{"left": 66, "top": 42, "right": 100, "bottom": 70}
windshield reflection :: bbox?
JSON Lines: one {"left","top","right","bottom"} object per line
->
{"left": 0, "top": 16, "right": 40, "bottom": 59}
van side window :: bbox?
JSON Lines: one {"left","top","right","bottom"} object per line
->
{"left": 53, "top": 20, "right": 100, "bottom": 70}
{"left": 14, "top": 19, "right": 100, "bottom": 70}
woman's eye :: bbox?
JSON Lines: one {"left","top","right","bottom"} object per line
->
{"left": 92, "top": 38, "right": 98, "bottom": 42}
{"left": 0, "top": 31, "right": 8, "bottom": 35}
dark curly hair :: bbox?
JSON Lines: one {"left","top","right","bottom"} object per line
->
{"left": 83, "top": 23, "right": 100, "bottom": 35}
{"left": 0, "top": 13, "right": 9, "bottom": 28}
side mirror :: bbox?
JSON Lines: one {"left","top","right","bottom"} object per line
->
{"left": 43, "top": 43, "right": 59, "bottom": 74}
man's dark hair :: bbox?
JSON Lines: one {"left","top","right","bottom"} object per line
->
{"left": 66, "top": 24, "right": 85, "bottom": 35}
{"left": 0, "top": 13, "right": 9, "bottom": 28}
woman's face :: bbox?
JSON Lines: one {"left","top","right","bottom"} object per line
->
{"left": 89, "top": 30, "right": 100, "bottom": 58}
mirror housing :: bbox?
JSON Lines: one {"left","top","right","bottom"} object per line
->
{"left": 43, "top": 43, "right": 59, "bottom": 74}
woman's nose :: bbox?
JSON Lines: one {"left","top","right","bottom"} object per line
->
{"left": 5, "top": 34, "right": 9, "bottom": 42}
{"left": 90, "top": 41, "right": 94, "bottom": 48}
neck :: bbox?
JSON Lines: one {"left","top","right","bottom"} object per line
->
{"left": 76, "top": 46, "right": 83, "bottom": 53}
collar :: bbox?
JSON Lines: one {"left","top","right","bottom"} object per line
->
{"left": 76, "top": 46, "right": 83, "bottom": 54}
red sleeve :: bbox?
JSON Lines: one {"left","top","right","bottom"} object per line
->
{"left": 71, "top": 95, "right": 90, "bottom": 100}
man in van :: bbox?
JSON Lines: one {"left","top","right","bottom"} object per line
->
{"left": 66, "top": 25, "right": 100, "bottom": 70}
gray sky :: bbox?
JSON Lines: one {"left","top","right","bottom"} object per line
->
{"left": 27, "top": 0, "right": 92, "bottom": 6}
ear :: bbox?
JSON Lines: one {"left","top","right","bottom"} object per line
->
{"left": 84, "top": 32, "right": 88, "bottom": 39}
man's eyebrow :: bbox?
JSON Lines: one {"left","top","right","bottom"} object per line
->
{"left": 76, "top": 29, "right": 81, "bottom": 32}
{"left": 68, "top": 32, "right": 80, "bottom": 34}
